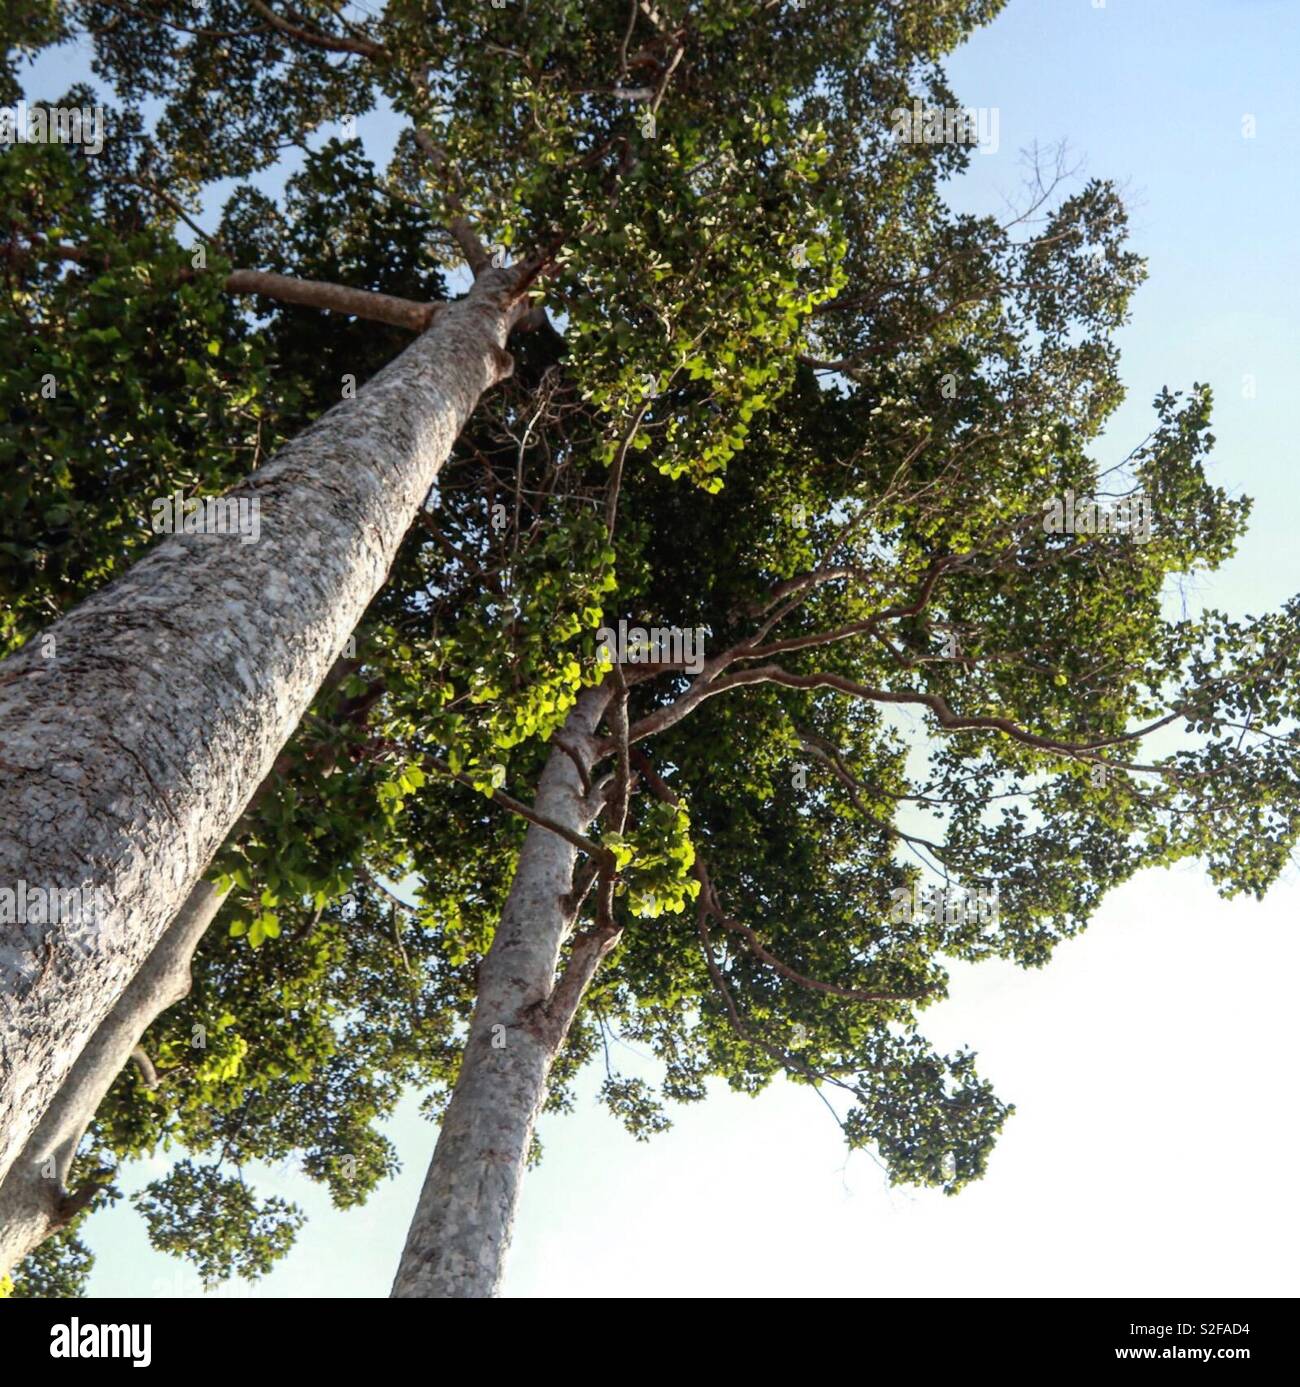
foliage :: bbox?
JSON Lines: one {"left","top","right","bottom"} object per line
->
{"left": 8, "top": 1225, "right": 94, "bottom": 1298}
{"left": 4, "top": 0, "right": 1297, "bottom": 1291}
{"left": 132, "top": 1161, "right": 305, "bottom": 1288}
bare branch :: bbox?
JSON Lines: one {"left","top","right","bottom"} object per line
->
{"left": 247, "top": 0, "right": 389, "bottom": 60}
{"left": 420, "top": 754, "right": 616, "bottom": 868}
{"left": 627, "top": 658, "right": 1180, "bottom": 758}
{"left": 696, "top": 860, "right": 916, "bottom": 1005}
{"left": 412, "top": 127, "right": 492, "bottom": 276}
{"left": 223, "top": 269, "right": 438, "bottom": 331}
{"left": 129, "top": 1046, "right": 158, "bottom": 1090}
{"left": 5, "top": 237, "right": 441, "bottom": 332}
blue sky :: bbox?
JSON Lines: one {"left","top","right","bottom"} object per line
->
{"left": 18, "top": 0, "right": 1300, "bottom": 1297}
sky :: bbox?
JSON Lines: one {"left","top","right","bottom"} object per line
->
{"left": 17, "top": 0, "right": 1300, "bottom": 1298}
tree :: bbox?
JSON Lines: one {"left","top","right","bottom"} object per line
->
{"left": 0, "top": 53, "right": 533, "bottom": 1273}
{"left": 4, "top": 0, "right": 1297, "bottom": 1300}
{"left": 0, "top": 18, "right": 535, "bottom": 1190}
{"left": 4, "top": 0, "right": 1001, "bottom": 1280}
{"left": 385, "top": 189, "right": 1300, "bottom": 1289}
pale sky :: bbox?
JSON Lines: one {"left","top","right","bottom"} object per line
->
{"left": 21, "top": 0, "right": 1299, "bottom": 1297}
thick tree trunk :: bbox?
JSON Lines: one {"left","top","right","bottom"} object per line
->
{"left": 390, "top": 687, "right": 614, "bottom": 1298}
{"left": 0, "top": 641, "right": 358, "bottom": 1272}
{"left": 0, "top": 881, "right": 228, "bottom": 1274}
{"left": 0, "top": 267, "right": 523, "bottom": 1188}
{"left": 1, "top": 652, "right": 368, "bottom": 1271}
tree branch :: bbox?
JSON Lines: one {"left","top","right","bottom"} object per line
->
{"left": 630, "top": 660, "right": 1182, "bottom": 756}
{"left": 247, "top": 0, "right": 389, "bottom": 60}
{"left": 223, "top": 268, "right": 439, "bottom": 331}
{"left": 420, "top": 754, "right": 616, "bottom": 868}
{"left": 412, "top": 127, "right": 492, "bottom": 276}
{"left": 633, "top": 750, "right": 916, "bottom": 1006}
{"left": 129, "top": 1046, "right": 158, "bottom": 1090}
{"left": 695, "top": 859, "right": 916, "bottom": 1005}
{"left": 6, "top": 238, "right": 441, "bottom": 332}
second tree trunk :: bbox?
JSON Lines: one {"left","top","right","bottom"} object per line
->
{"left": 390, "top": 687, "right": 612, "bottom": 1298}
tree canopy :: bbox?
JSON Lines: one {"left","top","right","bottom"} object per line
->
{"left": 3, "top": 0, "right": 1296, "bottom": 1296}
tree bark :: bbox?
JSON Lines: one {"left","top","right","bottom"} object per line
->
{"left": 0, "top": 649, "right": 359, "bottom": 1271}
{"left": 0, "top": 880, "right": 228, "bottom": 1274}
{"left": 222, "top": 270, "right": 438, "bottom": 332}
{"left": 0, "top": 266, "right": 525, "bottom": 1188}
{"left": 390, "top": 686, "right": 614, "bottom": 1298}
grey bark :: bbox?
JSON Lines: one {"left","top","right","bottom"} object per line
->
{"left": 223, "top": 270, "right": 438, "bottom": 332}
{"left": 390, "top": 687, "right": 614, "bottom": 1298}
{"left": 0, "top": 267, "right": 524, "bottom": 1188}
{"left": 0, "top": 880, "right": 228, "bottom": 1274}
{"left": 0, "top": 652, "right": 361, "bottom": 1271}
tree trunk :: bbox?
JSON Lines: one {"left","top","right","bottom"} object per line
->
{"left": 0, "top": 881, "right": 228, "bottom": 1274}
{"left": 0, "top": 267, "right": 524, "bottom": 1189}
{"left": 390, "top": 686, "right": 614, "bottom": 1298}
{"left": 0, "top": 645, "right": 358, "bottom": 1273}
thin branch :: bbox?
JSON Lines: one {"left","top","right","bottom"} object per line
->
{"left": 247, "top": 0, "right": 389, "bottom": 60}
{"left": 696, "top": 860, "right": 916, "bottom": 1005}
{"left": 357, "top": 865, "right": 418, "bottom": 916}
{"left": 129, "top": 1045, "right": 158, "bottom": 1089}
{"left": 628, "top": 661, "right": 1183, "bottom": 758}
{"left": 107, "top": 175, "right": 224, "bottom": 248}
{"left": 421, "top": 754, "right": 615, "bottom": 867}
{"left": 606, "top": 402, "right": 650, "bottom": 539}
{"left": 412, "top": 127, "right": 491, "bottom": 276}
{"left": 618, "top": 0, "right": 640, "bottom": 80}
{"left": 634, "top": 750, "right": 917, "bottom": 1007}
